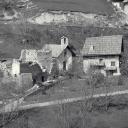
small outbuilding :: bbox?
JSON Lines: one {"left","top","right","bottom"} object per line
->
{"left": 20, "top": 63, "right": 48, "bottom": 85}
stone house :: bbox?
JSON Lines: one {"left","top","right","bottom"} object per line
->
{"left": 42, "top": 36, "right": 76, "bottom": 72}
{"left": 82, "top": 35, "right": 123, "bottom": 76}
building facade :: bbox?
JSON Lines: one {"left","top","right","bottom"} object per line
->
{"left": 42, "top": 36, "right": 75, "bottom": 72}
{"left": 20, "top": 49, "right": 38, "bottom": 63}
{"left": 57, "top": 47, "right": 73, "bottom": 71}
{"left": 11, "top": 59, "right": 20, "bottom": 77}
{"left": 0, "top": 59, "right": 20, "bottom": 78}
{"left": 82, "top": 35, "right": 123, "bottom": 76}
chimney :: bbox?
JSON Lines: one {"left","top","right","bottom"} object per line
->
{"left": 61, "top": 36, "right": 69, "bottom": 46}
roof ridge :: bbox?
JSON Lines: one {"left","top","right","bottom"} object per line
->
{"left": 86, "top": 35, "right": 123, "bottom": 39}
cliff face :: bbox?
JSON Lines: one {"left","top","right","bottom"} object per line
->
{"left": 29, "top": 12, "right": 97, "bottom": 25}
{"left": 28, "top": 11, "right": 127, "bottom": 28}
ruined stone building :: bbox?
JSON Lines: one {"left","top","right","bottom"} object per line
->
{"left": 19, "top": 36, "right": 76, "bottom": 73}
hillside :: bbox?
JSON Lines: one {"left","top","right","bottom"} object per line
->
{"left": 0, "top": 24, "right": 127, "bottom": 59}
{"left": 0, "top": 0, "right": 126, "bottom": 27}
{"left": 1, "top": 24, "right": 128, "bottom": 76}
{"left": 0, "top": 0, "right": 116, "bottom": 23}
{"left": 0, "top": 0, "right": 124, "bottom": 60}
{"left": 32, "top": 0, "right": 114, "bottom": 15}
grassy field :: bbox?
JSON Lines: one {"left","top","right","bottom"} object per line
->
{"left": 23, "top": 76, "right": 128, "bottom": 104}
{"left": 4, "top": 94, "right": 128, "bottom": 128}
{"left": 1, "top": 77, "right": 128, "bottom": 128}
{"left": 32, "top": 0, "right": 114, "bottom": 15}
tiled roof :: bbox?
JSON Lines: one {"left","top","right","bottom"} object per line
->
{"left": 82, "top": 35, "right": 123, "bottom": 56}
{"left": 42, "top": 44, "right": 68, "bottom": 58}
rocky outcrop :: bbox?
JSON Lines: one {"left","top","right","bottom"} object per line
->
{"left": 28, "top": 10, "right": 127, "bottom": 28}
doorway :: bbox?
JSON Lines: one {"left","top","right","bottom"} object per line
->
{"left": 63, "top": 61, "right": 66, "bottom": 70}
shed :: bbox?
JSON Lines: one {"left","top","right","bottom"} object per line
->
{"left": 20, "top": 63, "right": 48, "bottom": 84}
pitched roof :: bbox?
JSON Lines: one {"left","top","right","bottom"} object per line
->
{"left": 82, "top": 35, "right": 123, "bottom": 56}
{"left": 42, "top": 44, "right": 68, "bottom": 58}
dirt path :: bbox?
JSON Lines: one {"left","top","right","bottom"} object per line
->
{"left": 0, "top": 78, "right": 128, "bottom": 113}
{"left": 19, "top": 89, "right": 128, "bottom": 110}
{"left": 0, "top": 78, "right": 64, "bottom": 113}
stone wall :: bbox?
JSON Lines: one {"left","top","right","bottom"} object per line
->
{"left": 37, "top": 50, "right": 53, "bottom": 73}
{"left": 20, "top": 49, "right": 53, "bottom": 73}
{"left": 19, "top": 73, "right": 33, "bottom": 89}
{"left": 0, "top": 61, "right": 12, "bottom": 77}
{"left": 20, "top": 49, "right": 38, "bottom": 62}
{"left": 11, "top": 59, "right": 20, "bottom": 77}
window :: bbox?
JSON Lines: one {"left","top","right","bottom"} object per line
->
{"left": 111, "top": 61, "right": 115, "bottom": 66}
{"left": 89, "top": 45, "right": 95, "bottom": 52}
{"left": 64, "top": 37, "right": 66, "bottom": 44}
{"left": 63, "top": 61, "right": 66, "bottom": 70}
{"left": 42, "top": 76, "right": 44, "bottom": 82}
{"left": 99, "top": 58, "right": 103, "bottom": 62}
{"left": 64, "top": 50, "right": 67, "bottom": 57}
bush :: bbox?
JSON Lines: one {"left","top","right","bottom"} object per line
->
{"left": 19, "top": 28, "right": 42, "bottom": 47}
{"left": 118, "top": 75, "right": 128, "bottom": 86}
{"left": 118, "top": 76, "right": 124, "bottom": 86}
{"left": 0, "top": 71, "right": 3, "bottom": 78}
{"left": 51, "top": 59, "right": 59, "bottom": 78}
{"left": 85, "top": 70, "right": 105, "bottom": 88}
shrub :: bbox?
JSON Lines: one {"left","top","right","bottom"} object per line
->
{"left": 85, "top": 68, "right": 105, "bottom": 88}
{"left": 51, "top": 59, "right": 59, "bottom": 78}
{"left": 0, "top": 71, "right": 3, "bottom": 78}
{"left": 118, "top": 76, "right": 124, "bottom": 86}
